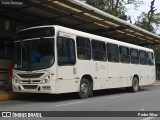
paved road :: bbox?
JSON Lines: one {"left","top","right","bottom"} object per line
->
{"left": 0, "top": 86, "right": 160, "bottom": 120}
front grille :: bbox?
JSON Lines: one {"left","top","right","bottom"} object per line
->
{"left": 21, "top": 80, "right": 41, "bottom": 84}
{"left": 23, "top": 85, "right": 38, "bottom": 89}
{"left": 18, "top": 73, "right": 44, "bottom": 78}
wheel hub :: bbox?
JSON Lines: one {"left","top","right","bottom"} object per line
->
{"left": 81, "top": 83, "right": 88, "bottom": 95}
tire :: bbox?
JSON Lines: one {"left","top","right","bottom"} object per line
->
{"left": 125, "top": 77, "right": 139, "bottom": 93}
{"left": 78, "top": 78, "right": 90, "bottom": 99}
{"left": 131, "top": 77, "right": 139, "bottom": 92}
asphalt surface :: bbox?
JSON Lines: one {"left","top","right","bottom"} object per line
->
{"left": 0, "top": 85, "right": 160, "bottom": 120}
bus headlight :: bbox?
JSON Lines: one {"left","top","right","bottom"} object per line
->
{"left": 42, "top": 75, "right": 51, "bottom": 83}
{"left": 12, "top": 75, "right": 19, "bottom": 83}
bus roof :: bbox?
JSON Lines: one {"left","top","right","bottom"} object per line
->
{"left": 18, "top": 25, "right": 153, "bottom": 52}
{"left": 57, "top": 25, "right": 153, "bottom": 52}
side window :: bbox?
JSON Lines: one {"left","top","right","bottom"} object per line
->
{"left": 120, "top": 46, "right": 130, "bottom": 63}
{"left": 130, "top": 48, "right": 139, "bottom": 64}
{"left": 140, "top": 50, "right": 147, "bottom": 65}
{"left": 76, "top": 36, "right": 91, "bottom": 60}
{"left": 57, "top": 36, "right": 76, "bottom": 66}
{"left": 147, "top": 52, "right": 154, "bottom": 66}
{"left": 107, "top": 43, "right": 119, "bottom": 62}
{"left": 91, "top": 40, "right": 106, "bottom": 61}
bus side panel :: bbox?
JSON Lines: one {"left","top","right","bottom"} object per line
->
{"left": 119, "top": 63, "right": 131, "bottom": 87}
{"left": 139, "top": 65, "right": 147, "bottom": 85}
{"left": 92, "top": 61, "right": 108, "bottom": 90}
{"left": 107, "top": 63, "right": 141, "bottom": 88}
{"left": 147, "top": 66, "right": 156, "bottom": 84}
{"left": 76, "top": 61, "right": 95, "bottom": 88}
{"left": 139, "top": 65, "right": 155, "bottom": 86}
{"left": 76, "top": 60, "right": 109, "bottom": 91}
{"left": 56, "top": 79, "right": 79, "bottom": 93}
{"left": 56, "top": 65, "right": 79, "bottom": 93}
{"left": 129, "top": 64, "right": 140, "bottom": 86}
{"left": 107, "top": 62, "right": 121, "bottom": 88}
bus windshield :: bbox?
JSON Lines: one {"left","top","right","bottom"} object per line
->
{"left": 17, "top": 27, "right": 55, "bottom": 40}
{"left": 14, "top": 38, "right": 54, "bottom": 71}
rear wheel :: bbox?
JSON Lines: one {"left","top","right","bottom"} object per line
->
{"left": 125, "top": 77, "right": 139, "bottom": 93}
{"left": 131, "top": 77, "right": 139, "bottom": 92}
{"left": 78, "top": 78, "right": 90, "bottom": 99}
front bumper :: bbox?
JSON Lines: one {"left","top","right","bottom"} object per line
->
{"left": 12, "top": 82, "right": 56, "bottom": 94}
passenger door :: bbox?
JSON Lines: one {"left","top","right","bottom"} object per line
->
{"left": 56, "top": 32, "right": 78, "bottom": 93}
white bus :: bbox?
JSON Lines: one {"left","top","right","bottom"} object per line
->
{"left": 12, "top": 25, "right": 155, "bottom": 98}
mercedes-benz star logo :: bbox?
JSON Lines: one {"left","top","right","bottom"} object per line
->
{"left": 28, "top": 79, "right": 32, "bottom": 84}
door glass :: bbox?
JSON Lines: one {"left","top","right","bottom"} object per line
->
{"left": 57, "top": 36, "right": 76, "bottom": 66}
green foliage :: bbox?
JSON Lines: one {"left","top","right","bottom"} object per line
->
{"left": 135, "top": 12, "right": 160, "bottom": 34}
{"left": 135, "top": 12, "right": 157, "bottom": 33}
{"left": 134, "top": 0, "right": 160, "bottom": 63}
{"left": 150, "top": 45, "right": 160, "bottom": 63}
{"left": 134, "top": 0, "right": 160, "bottom": 34}
{"left": 84, "top": 0, "right": 144, "bottom": 19}
{"left": 85, "top": 0, "right": 126, "bottom": 17}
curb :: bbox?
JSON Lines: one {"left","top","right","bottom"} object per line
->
{"left": 152, "top": 84, "right": 160, "bottom": 86}
{"left": 141, "top": 81, "right": 160, "bottom": 87}
{"left": 152, "top": 81, "right": 160, "bottom": 86}
{"left": 0, "top": 92, "right": 23, "bottom": 101}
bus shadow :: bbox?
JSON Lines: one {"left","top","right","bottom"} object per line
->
{"left": 18, "top": 87, "right": 152, "bottom": 102}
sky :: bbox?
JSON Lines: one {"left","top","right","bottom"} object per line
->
{"left": 126, "top": 0, "right": 160, "bottom": 22}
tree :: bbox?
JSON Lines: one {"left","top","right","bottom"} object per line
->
{"left": 83, "top": 0, "right": 143, "bottom": 19}
{"left": 84, "top": 0, "right": 125, "bottom": 17}
{"left": 135, "top": 0, "right": 160, "bottom": 33}
{"left": 134, "top": 0, "right": 160, "bottom": 63}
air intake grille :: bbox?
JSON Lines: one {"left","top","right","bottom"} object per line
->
{"left": 21, "top": 80, "right": 41, "bottom": 84}
{"left": 23, "top": 85, "right": 38, "bottom": 89}
{"left": 18, "top": 73, "right": 44, "bottom": 78}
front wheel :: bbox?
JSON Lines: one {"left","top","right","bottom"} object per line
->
{"left": 78, "top": 78, "right": 90, "bottom": 99}
{"left": 132, "top": 77, "right": 139, "bottom": 92}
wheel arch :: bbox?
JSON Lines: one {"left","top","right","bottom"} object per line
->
{"left": 133, "top": 74, "right": 139, "bottom": 82}
{"left": 81, "top": 74, "right": 93, "bottom": 90}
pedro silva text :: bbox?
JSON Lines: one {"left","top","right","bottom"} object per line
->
{"left": 138, "top": 113, "right": 158, "bottom": 117}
